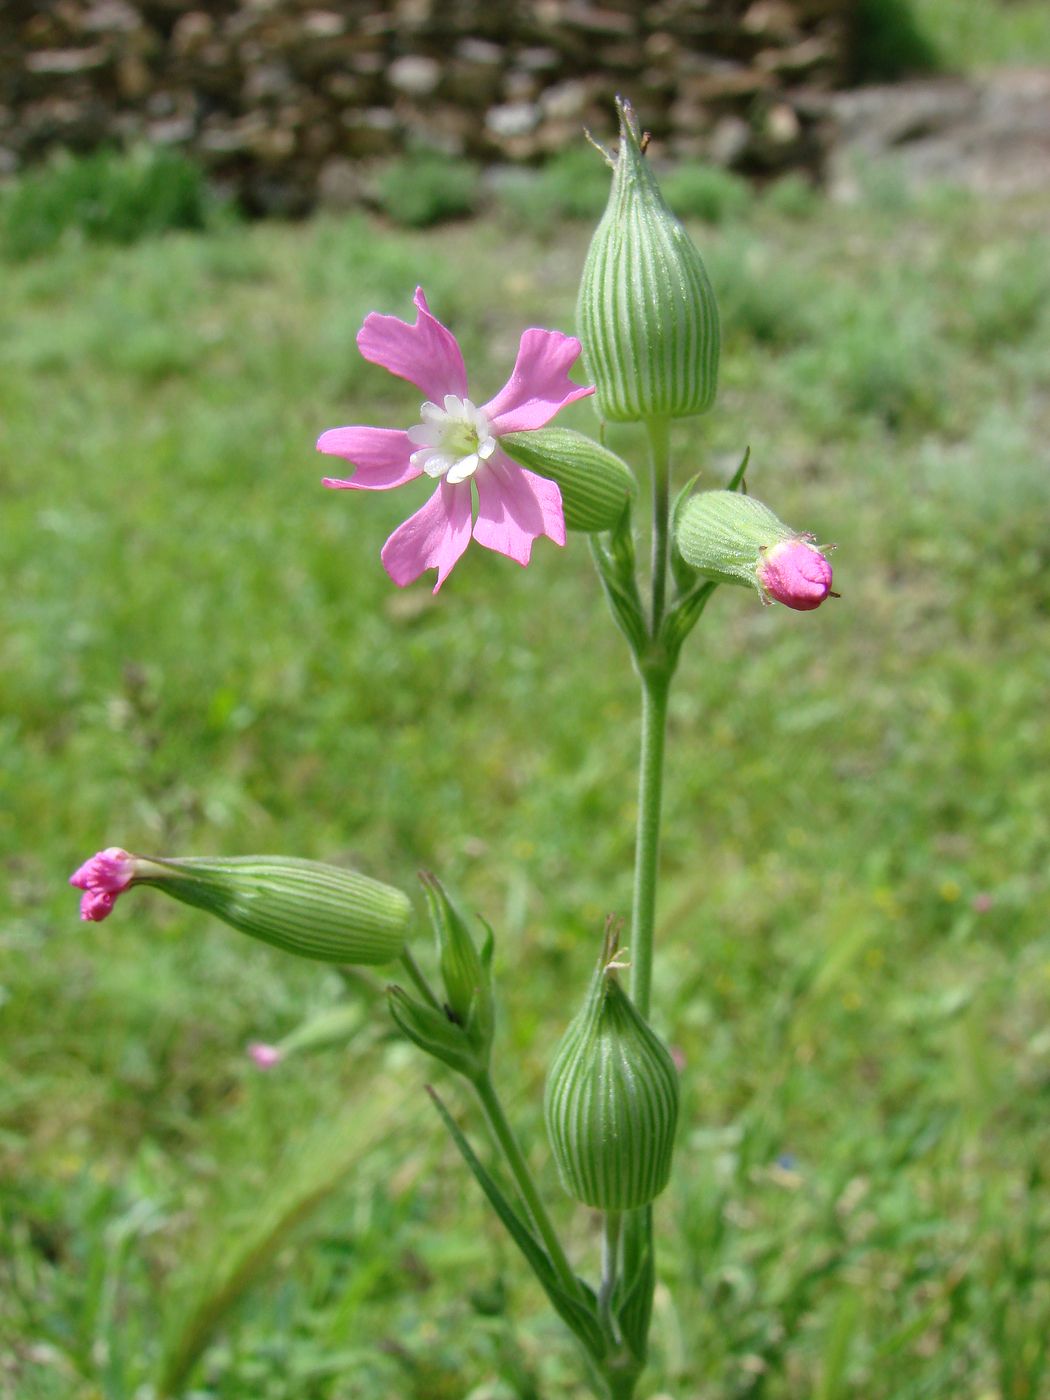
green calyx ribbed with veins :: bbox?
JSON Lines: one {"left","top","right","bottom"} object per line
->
{"left": 544, "top": 930, "right": 679, "bottom": 1210}
{"left": 577, "top": 97, "right": 720, "bottom": 424}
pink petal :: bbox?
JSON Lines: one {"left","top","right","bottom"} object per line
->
{"left": 482, "top": 329, "right": 594, "bottom": 435}
{"left": 80, "top": 889, "right": 117, "bottom": 921}
{"left": 472, "top": 456, "right": 565, "bottom": 567}
{"left": 756, "top": 539, "right": 833, "bottom": 611}
{"left": 380, "top": 480, "right": 473, "bottom": 592}
{"left": 318, "top": 427, "right": 420, "bottom": 491}
{"left": 70, "top": 847, "right": 134, "bottom": 894}
{"left": 357, "top": 287, "right": 469, "bottom": 403}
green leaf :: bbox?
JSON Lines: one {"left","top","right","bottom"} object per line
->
{"left": 727, "top": 443, "right": 751, "bottom": 493}
{"left": 616, "top": 1205, "right": 655, "bottom": 1363}
{"left": 589, "top": 510, "right": 647, "bottom": 658}
{"left": 426, "top": 1087, "right": 606, "bottom": 1360}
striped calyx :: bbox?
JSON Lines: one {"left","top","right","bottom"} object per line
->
{"left": 499, "top": 427, "right": 635, "bottom": 532}
{"left": 134, "top": 855, "right": 411, "bottom": 964}
{"left": 544, "top": 929, "right": 679, "bottom": 1210}
{"left": 675, "top": 489, "right": 834, "bottom": 609}
{"left": 577, "top": 97, "right": 720, "bottom": 424}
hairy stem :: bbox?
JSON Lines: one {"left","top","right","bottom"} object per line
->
{"left": 472, "top": 1071, "right": 582, "bottom": 1301}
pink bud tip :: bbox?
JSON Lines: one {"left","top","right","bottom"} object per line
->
{"left": 248, "top": 1042, "right": 283, "bottom": 1070}
{"left": 69, "top": 847, "right": 136, "bottom": 922}
{"left": 971, "top": 892, "right": 994, "bottom": 914}
{"left": 757, "top": 538, "right": 833, "bottom": 612}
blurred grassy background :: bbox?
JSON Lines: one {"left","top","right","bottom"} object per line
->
{"left": 3, "top": 4, "right": 1050, "bottom": 1397}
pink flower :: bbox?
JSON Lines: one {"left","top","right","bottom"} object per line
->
{"left": 318, "top": 287, "right": 594, "bottom": 591}
{"left": 69, "top": 847, "right": 135, "bottom": 922}
{"left": 757, "top": 538, "right": 833, "bottom": 612}
{"left": 248, "top": 1041, "right": 284, "bottom": 1070}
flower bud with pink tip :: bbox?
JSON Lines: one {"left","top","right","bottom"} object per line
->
{"left": 248, "top": 1042, "right": 284, "bottom": 1070}
{"left": 675, "top": 489, "right": 834, "bottom": 612}
{"left": 68, "top": 852, "right": 413, "bottom": 965}
{"left": 69, "top": 847, "right": 136, "bottom": 921}
{"left": 756, "top": 537, "right": 834, "bottom": 612}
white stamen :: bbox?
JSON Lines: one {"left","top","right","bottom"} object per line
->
{"left": 407, "top": 395, "right": 495, "bottom": 484}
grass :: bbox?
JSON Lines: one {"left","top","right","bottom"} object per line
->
{"left": 375, "top": 148, "right": 481, "bottom": 229}
{"left": 2, "top": 159, "right": 1050, "bottom": 1400}
{"left": 910, "top": 0, "right": 1050, "bottom": 69}
{"left": 0, "top": 146, "right": 225, "bottom": 260}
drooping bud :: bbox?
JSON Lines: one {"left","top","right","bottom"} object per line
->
{"left": 675, "top": 489, "right": 833, "bottom": 611}
{"left": 69, "top": 847, "right": 135, "bottom": 921}
{"left": 70, "top": 850, "right": 412, "bottom": 964}
{"left": 499, "top": 427, "right": 635, "bottom": 532}
{"left": 248, "top": 1042, "right": 283, "bottom": 1070}
{"left": 422, "top": 873, "right": 494, "bottom": 1062}
{"left": 544, "top": 927, "right": 679, "bottom": 1210}
{"left": 577, "top": 98, "right": 720, "bottom": 424}
{"left": 247, "top": 1002, "right": 368, "bottom": 1070}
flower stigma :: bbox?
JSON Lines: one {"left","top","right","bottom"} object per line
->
{"left": 407, "top": 394, "right": 497, "bottom": 484}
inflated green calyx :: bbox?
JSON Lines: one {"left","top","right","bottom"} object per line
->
{"left": 544, "top": 924, "right": 679, "bottom": 1210}
{"left": 577, "top": 97, "right": 720, "bottom": 424}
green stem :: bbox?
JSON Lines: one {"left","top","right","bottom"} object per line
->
{"left": 598, "top": 1211, "right": 623, "bottom": 1343}
{"left": 472, "top": 1071, "right": 582, "bottom": 1302}
{"left": 399, "top": 947, "right": 441, "bottom": 1011}
{"left": 630, "top": 670, "right": 670, "bottom": 1020}
{"left": 646, "top": 417, "right": 671, "bottom": 636}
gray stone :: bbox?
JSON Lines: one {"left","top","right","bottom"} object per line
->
{"left": 709, "top": 115, "right": 752, "bottom": 166}
{"left": 25, "top": 47, "right": 110, "bottom": 75}
{"left": 387, "top": 55, "right": 441, "bottom": 98}
{"left": 826, "top": 72, "right": 1050, "bottom": 198}
{"left": 455, "top": 39, "right": 502, "bottom": 66}
{"left": 485, "top": 102, "right": 540, "bottom": 139}
{"left": 302, "top": 10, "right": 345, "bottom": 39}
{"left": 316, "top": 156, "right": 364, "bottom": 208}
{"left": 540, "top": 79, "right": 590, "bottom": 121}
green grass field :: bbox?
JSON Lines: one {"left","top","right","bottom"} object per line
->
{"left": 2, "top": 154, "right": 1050, "bottom": 1400}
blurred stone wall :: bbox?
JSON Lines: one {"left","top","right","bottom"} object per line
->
{"left": 0, "top": 0, "right": 851, "bottom": 212}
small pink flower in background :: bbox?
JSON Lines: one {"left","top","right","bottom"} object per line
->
{"left": 318, "top": 287, "right": 594, "bottom": 591}
{"left": 972, "top": 892, "right": 994, "bottom": 914}
{"left": 248, "top": 1042, "right": 284, "bottom": 1070}
{"left": 69, "top": 847, "right": 135, "bottom": 921}
{"left": 757, "top": 538, "right": 833, "bottom": 612}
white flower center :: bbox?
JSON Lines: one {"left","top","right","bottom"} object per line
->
{"left": 407, "top": 394, "right": 497, "bottom": 485}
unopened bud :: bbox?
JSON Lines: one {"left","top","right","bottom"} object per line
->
{"left": 387, "top": 985, "right": 483, "bottom": 1078}
{"left": 248, "top": 1002, "right": 368, "bottom": 1070}
{"left": 70, "top": 850, "right": 412, "bottom": 964}
{"left": 499, "top": 427, "right": 635, "bottom": 532}
{"left": 544, "top": 928, "right": 679, "bottom": 1210}
{"left": 756, "top": 537, "right": 833, "bottom": 612}
{"left": 675, "top": 489, "right": 833, "bottom": 611}
{"left": 248, "top": 1042, "right": 283, "bottom": 1070}
{"left": 69, "top": 847, "right": 135, "bottom": 921}
{"left": 422, "top": 874, "right": 494, "bottom": 1061}
{"left": 577, "top": 98, "right": 720, "bottom": 424}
